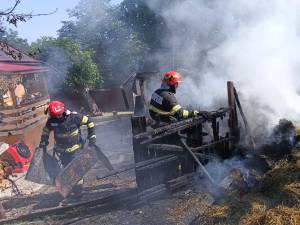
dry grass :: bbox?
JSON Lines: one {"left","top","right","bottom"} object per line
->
{"left": 168, "top": 156, "right": 300, "bottom": 225}
{"left": 167, "top": 194, "right": 212, "bottom": 225}
{"left": 240, "top": 203, "right": 300, "bottom": 225}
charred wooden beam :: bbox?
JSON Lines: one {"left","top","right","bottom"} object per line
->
{"left": 180, "top": 138, "right": 215, "bottom": 185}
{"left": 194, "top": 152, "right": 218, "bottom": 160}
{"left": 233, "top": 87, "right": 256, "bottom": 149}
{"left": 55, "top": 146, "right": 99, "bottom": 198}
{"left": 0, "top": 188, "right": 137, "bottom": 224}
{"left": 147, "top": 144, "right": 183, "bottom": 152}
{"left": 212, "top": 118, "right": 219, "bottom": 141}
{"left": 131, "top": 116, "right": 147, "bottom": 163}
{"left": 137, "top": 184, "right": 167, "bottom": 201}
{"left": 167, "top": 173, "right": 195, "bottom": 191}
{"left": 227, "top": 81, "right": 240, "bottom": 151}
{"left": 135, "top": 154, "right": 180, "bottom": 191}
{"left": 191, "top": 137, "right": 235, "bottom": 152}
{"left": 135, "top": 117, "right": 204, "bottom": 139}
{"left": 96, "top": 155, "right": 176, "bottom": 180}
{"left": 135, "top": 108, "right": 231, "bottom": 141}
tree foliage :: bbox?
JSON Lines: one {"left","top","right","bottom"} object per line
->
{"left": 119, "top": 0, "right": 166, "bottom": 51}
{"left": 0, "top": 25, "right": 29, "bottom": 52}
{"left": 58, "top": 0, "right": 152, "bottom": 87}
{"left": 0, "top": 0, "right": 56, "bottom": 59}
{"left": 30, "top": 37, "right": 102, "bottom": 90}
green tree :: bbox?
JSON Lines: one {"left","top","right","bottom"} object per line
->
{"left": 30, "top": 37, "right": 102, "bottom": 113}
{"left": 0, "top": 0, "right": 56, "bottom": 59}
{"left": 0, "top": 27, "right": 30, "bottom": 52}
{"left": 119, "top": 0, "right": 166, "bottom": 51}
{"left": 30, "top": 37, "right": 102, "bottom": 89}
{"left": 58, "top": 0, "right": 149, "bottom": 87}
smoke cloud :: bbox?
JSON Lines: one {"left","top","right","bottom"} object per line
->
{"left": 145, "top": 0, "right": 300, "bottom": 133}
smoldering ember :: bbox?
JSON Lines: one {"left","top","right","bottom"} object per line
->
{"left": 0, "top": 0, "right": 300, "bottom": 224}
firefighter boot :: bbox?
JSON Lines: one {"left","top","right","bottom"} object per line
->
{"left": 72, "top": 178, "right": 84, "bottom": 197}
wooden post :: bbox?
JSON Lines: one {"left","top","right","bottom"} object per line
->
{"left": 131, "top": 116, "right": 147, "bottom": 163}
{"left": 185, "top": 123, "right": 203, "bottom": 174}
{"left": 212, "top": 118, "right": 219, "bottom": 141}
{"left": 233, "top": 87, "right": 256, "bottom": 149}
{"left": 187, "top": 124, "right": 203, "bottom": 147}
{"left": 227, "top": 81, "right": 240, "bottom": 152}
{"left": 131, "top": 115, "right": 148, "bottom": 191}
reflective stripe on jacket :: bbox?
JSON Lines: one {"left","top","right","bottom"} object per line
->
{"left": 149, "top": 88, "right": 190, "bottom": 123}
{"left": 40, "top": 112, "right": 96, "bottom": 152}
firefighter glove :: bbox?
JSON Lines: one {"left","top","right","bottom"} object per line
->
{"left": 192, "top": 110, "right": 200, "bottom": 117}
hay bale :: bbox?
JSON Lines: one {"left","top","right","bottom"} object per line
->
{"left": 240, "top": 202, "right": 267, "bottom": 225}
{"left": 167, "top": 194, "right": 213, "bottom": 224}
{"left": 260, "top": 162, "right": 300, "bottom": 198}
{"left": 283, "top": 183, "right": 300, "bottom": 205}
{"left": 188, "top": 160, "right": 300, "bottom": 225}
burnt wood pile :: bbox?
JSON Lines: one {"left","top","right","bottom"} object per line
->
{"left": 131, "top": 81, "right": 249, "bottom": 197}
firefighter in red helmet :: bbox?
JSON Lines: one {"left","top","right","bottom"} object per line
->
{"left": 149, "top": 71, "right": 208, "bottom": 123}
{"left": 39, "top": 100, "right": 96, "bottom": 167}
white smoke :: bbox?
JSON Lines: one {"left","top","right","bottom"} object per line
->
{"left": 145, "top": 0, "right": 300, "bottom": 131}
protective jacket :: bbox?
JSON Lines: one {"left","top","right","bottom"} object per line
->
{"left": 149, "top": 87, "right": 195, "bottom": 123}
{"left": 40, "top": 112, "right": 96, "bottom": 153}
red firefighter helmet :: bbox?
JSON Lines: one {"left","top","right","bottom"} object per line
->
{"left": 48, "top": 100, "right": 65, "bottom": 118}
{"left": 163, "top": 71, "right": 183, "bottom": 86}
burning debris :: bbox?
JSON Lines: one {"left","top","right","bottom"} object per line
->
{"left": 186, "top": 158, "right": 300, "bottom": 225}
{"left": 2, "top": 1, "right": 300, "bottom": 224}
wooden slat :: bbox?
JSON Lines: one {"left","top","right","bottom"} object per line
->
{"left": 0, "top": 98, "right": 49, "bottom": 115}
{"left": 0, "top": 117, "right": 47, "bottom": 136}
{"left": 55, "top": 145, "right": 99, "bottom": 198}
{"left": 0, "top": 107, "right": 45, "bottom": 122}
{"left": 0, "top": 114, "right": 46, "bottom": 131}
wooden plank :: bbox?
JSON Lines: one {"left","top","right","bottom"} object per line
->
{"left": 55, "top": 145, "right": 99, "bottom": 198}
{"left": 0, "top": 114, "right": 46, "bottom": 131}
{"left": 180, "top": 138, "right": 215, "bottom": 185}
{"left": 0, "top": 188, "right": 137, "bottom": 224}
{"left": 0, "top": 98, "right": 49, "bottom": 114}
{"left": 96, "top": 155, "right": 176, "bottom": 180}
{"left": 0, "top": 107, "right": 45, "bottom": 122}
{"left": 233, "top": 87, "right": 256, "bottom": 149}
{"left": 25, "top": 148, "right": 60, "bottom": 185}
{"left": 227, "top": 81, "right": 239, "bottom": 150}
{"left": 147, "top": 144, "right": 183, "bottom": 152}
{"left": 131, "top": 116, "right": 147, "bottom": 164}
{"left": 191, "top": 137, "right": 234, "bottom": 152}
{"left": 0, "top": 117, "right": 47, "bottom": 136}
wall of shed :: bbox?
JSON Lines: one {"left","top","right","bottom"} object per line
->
{"left": 90, "top": 87, "right": 134, "bottom": 112}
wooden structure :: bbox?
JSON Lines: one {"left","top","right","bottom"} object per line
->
{"left": 131, "top": 80, "right": 242, "bottom": 197}
{"left": 0, "top": 45, "right": 50, "bottom": 147}
{"left": 90, "top": 87, "right": 134, "bottom": 112}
